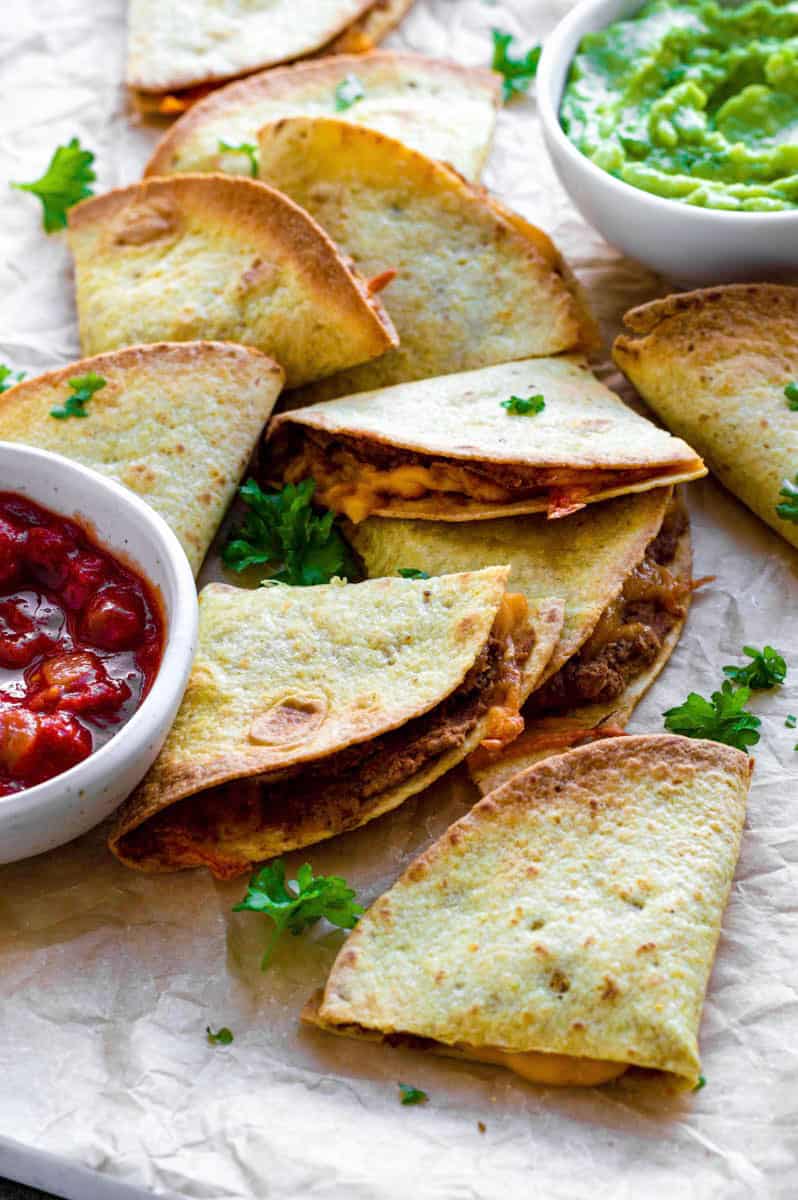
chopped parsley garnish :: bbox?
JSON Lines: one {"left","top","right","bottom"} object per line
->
{"left": 221, "top": 478, "right": 357, "bottom": 586}
{"left": 50, "top": 371, "right": 106, "bottom": 420}
{"left": 776, "top": 475, "right": 798, "bottom": 524}
{"left": 694, "top": 1075, "right": 707, "bottom": 1091}
{"left": 335, "top": 74, "right": 365, "bottom": 111}
{"left": 398, "top": 568, "right": 431, "bottom": 579}
{"left": 723, "top": 645, "right": 786, "bottom": 690}
{"left": 233, "top": 859, "right": 363, "bottom": 970}
{"left": 785, "top": 382, "right": 798, "bottom": 410}
{"left": 0, "top": 365, "right": 26, "bottom": 393}
{"left": 398, "top": 1083, "right": 429, "bottom": 1106}
{"left": 501, "top": 393, "right": 545, "bottom": 416}
{"left": 491, "top": 29, "right": 541, "bottom": 102}
{"left": 11, "top": 137, "right": 96, "bottom": 233}
{"left": 206, "top": 1026, "right": 234, "bottom": 1046}
{"left": 218, "top": 139, "right": 259, "bottom": 177}
{"left": 663, "top": 681, "right": 761, "bottom": 752}
{"left": 786, "top": 714, "right": 797, "bottom": 729}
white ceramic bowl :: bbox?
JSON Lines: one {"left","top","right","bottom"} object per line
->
{"left": 538, "top": 0, "right": 798, "bottom": 284}
{"left": 0, "top": 443, "right": 198, "bottom": 864}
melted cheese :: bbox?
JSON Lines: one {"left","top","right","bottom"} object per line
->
{"left": 459, "top": 1043, "right": 628, "bottom": 1087}
{"left": 581, "top": 557, "right": 688, "bottom": 660}
{"left": 478, "top": 592, "right": 530, "bottom": 754}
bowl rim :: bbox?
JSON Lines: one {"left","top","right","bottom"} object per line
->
{"left": 537, "top": 0, "right": 798, "bottom": 225}
{"left": 0, "top": 441, "right": 198, "bottom": 819}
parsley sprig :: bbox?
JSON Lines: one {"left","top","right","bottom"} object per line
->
{"left": 664, "top": 681, "right": 761, "bottom": 752}
{"left": 723, "top": 645, "right": 787, "bottom": 690}
{"left": 335, "top": 74, "right": 365, "bottom": 111}
{"left": 491, "top": 29, "right": 541, "bottom": 102}
{"left": 399, "top": 1083, "right": 428, "bottom": 1106}
{"left": 221, "top": 478, "right": 357, "bottom": 586}
{"left": 501, "top": 394, "right": 545, "bottom": 416}
{"left": 11, "top": 137, "right": 96, "bottom": 233}
{"left": 233, "top": 859, "right": 363, "bottom": 970}
{"left": 218, "top": 139, "right": 259, "bottom": 177}
{"left": 206, "top": 1026, "right": 234, "bottom": 1046}
{"left": 785, "top": 382, "right": 798, "bottom": 410}
{"left": 398, "top": 568, "right": 431, "bottom": 580}
{"left": 50, "top": 371, "right": 106, "bottom": 420}
{"left": 0, "top": 365, "right": 26, "bottom": 393}
{"left": 776, "top": 475, "right": 798, "bottom": 524}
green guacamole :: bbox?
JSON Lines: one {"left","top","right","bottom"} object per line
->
{"left": 560, "top": 0, "right": 798, "bottom": 210}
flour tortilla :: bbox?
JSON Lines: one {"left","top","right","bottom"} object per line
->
{"left": 305, "top": 734, "right": 751, "bottom": 1088}
{"left": 0, "top": 341, "right": 282, "bottom": 576}
{"left": 322, "top": 0, "right": 415, "bottom": 52}
{"left": 614, "top": 283, "right": 798, "bottom": 553}
{"left": 145, "top": 53, "right": 500, "bottom": 183}
{"left": 67, "top": 174, "right": 397, "bottom": 389}
{"left": 256, "top": 117, "right": 598, "bottom": 400}
{"left": 109, "top": 570, "right": 563, "bottom": 876}
{"left": 267, "top": 357, "right": 705, "bottom": 521}
{"left": 127, "top": 0, "right": 379, "bottom": 93}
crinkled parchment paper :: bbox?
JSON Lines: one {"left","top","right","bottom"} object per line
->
{"left": 1, "top": 2, "right": 798, "bottom": 1197}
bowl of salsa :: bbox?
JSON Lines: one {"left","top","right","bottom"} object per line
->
{"left": 0, "top": 442, "right": 198, "bottom": 863}
{"left": 537, "top": 0, "right": 798, "bottom": 282}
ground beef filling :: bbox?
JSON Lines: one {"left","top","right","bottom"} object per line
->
{"left": 275, "top": 428, "right": 667, "bottom": 508}
{"left": 527, "top": 504, "right": 689, "bottom": 714}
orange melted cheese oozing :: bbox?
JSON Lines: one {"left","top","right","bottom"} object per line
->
{"left": 460, "top": 1044, "right": 628, "bottom": 1086}
{"left": 478, "top": 592, "right": 530, "bottom": 754}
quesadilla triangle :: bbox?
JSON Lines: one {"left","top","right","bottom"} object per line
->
{"left": 127, "top": 0, "right": 379, "bottom": 93}
{"left": 67, "top": 175, "right": 397, "bottom": 389}
{"left": 145, "top": 53, "right": 500, "bottom": 185}
{"left": 303, "top": 734, "right": 752, "bottom": 1089}
{"left": 322, "top": 0, "right": 415, "bottom": 53}
{"left": 266, "top": 357, "right": 706, "bottom": 522}
{"left": 350, "top": 488, "right": 695, "bottom": 793}
{"left": 108, "top": 570, "right": 565, "bottom": 877}
{"left": 614, "top": 283, "right": 798, "bottom": 553}
{"left": 255, "top": 117, "right": 598, "bottom": 401}
{"left": 0, "top": 342, "right": 283, "bottom": 576}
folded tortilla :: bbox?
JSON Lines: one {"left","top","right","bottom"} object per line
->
{"left": 145, "top": 53, "right": 500, "bottom": 184}
{"left": 108, "top": 570, "right": 564, "bottom": 877}
{"left": 127, "top": 0, "right": 379, "bottom": 93}
{"left": 347, "top": 488, "right": 694, "bottom": 791}
{"left": 614, "top": 284, "right": 798, "bottom": 553}
{"left": 304, "top": 734, "right": 751, "bottom": 1088}
{"left": 255, "top": 117, "right": 598, "bottom": 400}
{"left": 67, "top": 175, "right": 397, "bottom": 389}
{"left": 267, "top": 357, "right": 706, "bottom": 521}
{"left": 322, "top": 0, "right": 415, "bottom": 53}
{"left": 0, "top": 341, "right": 282, "bottom": 576}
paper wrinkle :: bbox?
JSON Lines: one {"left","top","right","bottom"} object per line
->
{"left": 1, "top": 1, "right": 797, "bottom": 1197}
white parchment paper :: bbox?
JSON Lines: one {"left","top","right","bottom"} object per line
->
{"left": 1, "top": 2, "right": 798, "bottom": 1197}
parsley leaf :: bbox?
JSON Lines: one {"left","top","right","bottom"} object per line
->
{"left": 233, "top": 859, "right": 363, "bottom": 969}
{"left": 694, "top": 1075, "right": 707, "bottom": 1091}
{"left": 663, "top": 681, "right": 761, "bottom": 752}
{"left": 776, "top": 475, "right": 798, "bottom": 523}
{"left": 218, "top": 139, "right": 259, "bottom": 177}
{"left": 206, "top": 1026, "right": 234, "bottom": 1045}
{"left": 398, "top": 568, "right": 431, "bottom": 579}
{"left": 0, "top": 365, "right": 26, "bottom": 393}
{"left": 501, "top": 393, "right": 545, "bottom": 416}
{"left": 221, "top": 478, "right": 357, "bottom": 586}
{"left": 785, "top": 382, "right": 798, "bottom": 410}
{"left": 491, "top": 29, "right": 541, "bottom": 102}
{"left": 11, "top": 137, "right": 96, "bottom": 233}
{"left": 399, "top": 1083, "right": 428, "bottom": 1106}
{"left": 723, "top": 645, "right": 787, "bottom": 690}
{"left": 335, "top": 74, "right": 365, "bottom": 111}
{"left": 50, "top": 371, "right": 106, "bottom": 420}
{"left": 786, "top": 714, "right": 797, "bottom": 729}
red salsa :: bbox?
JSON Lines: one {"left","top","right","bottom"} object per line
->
{"left": 0, "top": 492, "right": 164, "bottom": 796}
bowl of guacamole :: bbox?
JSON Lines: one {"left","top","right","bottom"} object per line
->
{"left": 537, "top": 0, "right": 798, "bottom": 282}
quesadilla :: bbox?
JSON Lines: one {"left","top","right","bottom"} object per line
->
{"left": 145, "top": 53, "right": 500, "bottom": 184}
{"left": 0, "top": 342, "right": 282, "bottom": 575}
{"left": 323, "top": 0, "right": 415, "bottom": 53}
{"left": 614, "top": 283, "right": 798, "bottom": 553}
{"left": 67, "top": 175, "right": 397, "bottom": 389}
{"left": 108, "top": 570, "right": 564, "bottom": 876}
{"left": 255, "top": 117, "right": 597, "bottom": 400}
{"left": 267, "top": 357, "right": 706, "bottom": 521}
{"left": 348, "top": 488, "right": 695, "bottom": 791}
{"left": 304, "top": 734, "right": 752, "bottom": 1089}
{"left": 127, "top": 0, "right": 379, "bottom": 93}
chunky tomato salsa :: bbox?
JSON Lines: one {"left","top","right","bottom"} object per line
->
{"left": 0, "top": 493, "right": 164, "bottom": 796}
